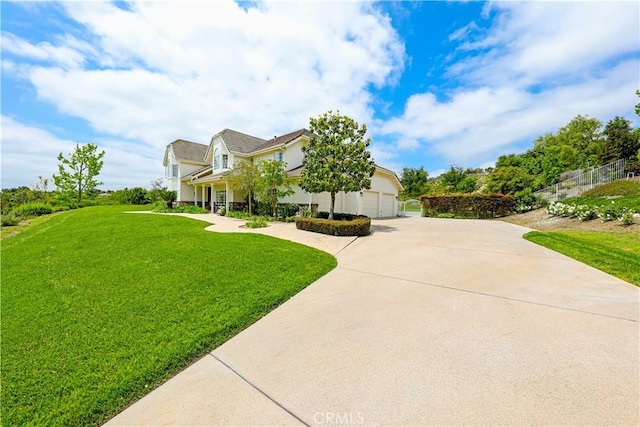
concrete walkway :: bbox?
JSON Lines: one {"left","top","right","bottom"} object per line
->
{"left": 107, "top": 215, "right": 639, "bottom": 426}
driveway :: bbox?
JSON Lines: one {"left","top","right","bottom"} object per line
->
{"left": 107, "top": 215, "right": 639, "bottom": 426}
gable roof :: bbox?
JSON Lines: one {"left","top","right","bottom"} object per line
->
{"left": 167, "top": 139, "right": 208, "bottom": 163}
{"left": 217, "top": 129, "right": 267, "bottom": 154}
{"left": 259, "top": 128, "right": 311, "bottom": 151}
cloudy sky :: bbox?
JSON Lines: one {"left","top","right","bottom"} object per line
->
{"left": 2, "top": 1, "right": 638, "bottom": 190}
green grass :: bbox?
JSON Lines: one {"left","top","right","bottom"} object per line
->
{"left": 524, "top": 231, "right": 640, "bottom": 286}
{"left": 581, "top": 180, "right": 640, "bottom": 197}
{"left": 1, "top": 205, "right": 336, "bottom": 426}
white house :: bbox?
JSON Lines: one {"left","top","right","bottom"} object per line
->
{"left": 162, "top": 128, "right": 403, "bottom": 218}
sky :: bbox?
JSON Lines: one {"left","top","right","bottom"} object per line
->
{"left": 1, "top": 0, "right": 639, "bottom": 190}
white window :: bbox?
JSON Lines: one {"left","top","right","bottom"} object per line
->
{"left": 166, "top": 164, "right": 178, "bottom": 178}
{"left": 222, "top": 154, "right": 229, "bottom": 169}
{"left": 276, "top": 152, "right": 284, "bottom": 162}
{"left": 214, "top": 148, "right": 220, "bottom": 170}
{"left": 216, "top": 190, "right": 226, "bottom": 205}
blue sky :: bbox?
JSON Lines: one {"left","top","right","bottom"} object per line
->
{"left": 2, "top": 1, "right": 638, "bottom": 189}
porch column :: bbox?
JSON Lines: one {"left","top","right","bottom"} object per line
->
{"left": 202, "top": 185, "right": 205, "bottom": 208}
{"left": 210, "top": 183, "right": 215, "bottom": 214}
{"left": 194, "top": 185, "right": 198, "bottom": 206}
{"left": 225, "top": 181, "right": 230, "bottom": 211}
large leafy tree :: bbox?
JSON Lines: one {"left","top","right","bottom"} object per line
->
{"left": 300, "top": 111, "right": 376, "bottom": 219}
{"left": 257, "top": 160, "right": 294, "bottom": 217}
{"left": 399, "top": 166, "right": 429, "bottom": 199}
{"left": 599, "top": 116, "right": 639, "bottom": 164}
{"left": 53, "top": 143, "right": 105, "bottom": 202}
{"left": 440, "top": 166, "right": 477, "bottom": 193}
{"left": 484, "top": 166, "right": 533, "bottom": 195}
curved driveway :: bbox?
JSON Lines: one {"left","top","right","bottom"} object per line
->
{"left": 108, "top": 215, "right": 639, "bottom": 426}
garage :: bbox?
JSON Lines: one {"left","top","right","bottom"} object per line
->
{"left": 363, "top": 191, "right": 379, "bottom": 218}
{"left": 381, "top": 193, "right": 395, "bottom": 217}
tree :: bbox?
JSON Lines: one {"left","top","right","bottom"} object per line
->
{"left": 484, "top": 166, "right": 533, "bottom": 195}
{"left": 300, "top": 111, "right": 376, "bottom": 219}
{"left": 53, "top": 143, "right": 105, "bottom": 202}
{"left": 599, "top": 116, "right": 639, "bottom": 164}
{"left": 440, "top": 166, "right": 477, "bottom": 193}
{"left": 229, "top": 160, "right": 262, "bottom": 215}
{"left": 257, "top": 160, "right": 294, "bottom": 218}
{"left": 399, "top": 166, "right": 429, "bottom": 199}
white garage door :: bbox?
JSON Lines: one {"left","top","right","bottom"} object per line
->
{"left": 381, "top": 193, "right": 395, "bottom": 217}
{"left": 363, "top": 191, "right": 379, "bottom": 218}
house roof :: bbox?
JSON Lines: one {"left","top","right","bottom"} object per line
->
{"left": 216, "top": 129, "right": 267, "bottom": 154}
{"left": 167, "top": 139, "right": 208, "bottom": 163}
{"left": 259, "top": 128, "right": 311, "bottom": 151}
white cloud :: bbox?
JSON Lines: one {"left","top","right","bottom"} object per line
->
{"left": 2, "top": 1, "right": 405, "bottom": 188}
{"left": 0, "top": 116, "right": 159, "bottom": 189}
{"left": 378, "top": 1, "right": 639, "bottom": 170}
{"left": 17, "top": 1, "right": 403, "bottom": 143}
{"left": 451, "top": 1, "right": 639, "bottom": 87}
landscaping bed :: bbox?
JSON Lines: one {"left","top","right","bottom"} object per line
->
{"left": 296, "top": 212, "right": 371, "bottom": 236}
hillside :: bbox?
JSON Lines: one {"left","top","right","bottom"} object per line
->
{"left": 500, "top": 180, "right": 640, "bottom": 233}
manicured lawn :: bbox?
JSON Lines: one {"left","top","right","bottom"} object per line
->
{"left": 1, "top": 205, "right": 336, "bottom": 426}
{"left": 524, "top": 231, "right": 640, "bottom": 286}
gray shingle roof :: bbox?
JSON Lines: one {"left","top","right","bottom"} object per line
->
{"left": 217, "top": 129, "right": 267, "bottom": 154}
{"left": 170, "top": 139, "right": 208, "bottom": 162}
{"left": 259, "top": 128, "right": 311, "bottom": 150}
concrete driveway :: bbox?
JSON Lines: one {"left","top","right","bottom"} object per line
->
{"left": 107, "top": 215, "right": 639, "bottom": 426}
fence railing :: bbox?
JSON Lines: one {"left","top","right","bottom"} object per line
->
{"left": 534, "top": 159, "right": 627, "bottom": 202}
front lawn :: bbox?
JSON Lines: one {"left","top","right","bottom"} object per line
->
{"left": 524, "top": 231, "right": 640, "bottom": 286}
{"left": 1, "top": 206, "right": 336, "bottom": 426}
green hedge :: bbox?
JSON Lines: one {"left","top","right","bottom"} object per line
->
{"left": 420, "top": 193, "right": 515, "bottom": 218}
{"left": 12, "top": 202, "right": 53, "bottom": 217}
{"left": 295, "top": 216, "right": 371, "bottom": 236}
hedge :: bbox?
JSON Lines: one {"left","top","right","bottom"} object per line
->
{"left": 295, "top": 216, "right": 371, "bottom": 236}
{"left": 420, "top": 193, "right": 515, "bottom": 219}
{"left": 11, "top": 202, "right": 53, "bottom": 217}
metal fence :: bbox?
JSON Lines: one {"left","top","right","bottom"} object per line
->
{"left": 534, "top": 159, "right": 628, "bottom": 202}
{"left": 398, "top": 199, "right": 422, "bottom": 216}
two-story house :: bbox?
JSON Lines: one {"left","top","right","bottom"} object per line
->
{"left": 162, "top": 128, "right": 402, "bottom": 218}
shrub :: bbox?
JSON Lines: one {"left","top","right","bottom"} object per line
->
{"left": 514, "top": 188, "right": 546, "bottom": 213}
{"left": 285, "top": 216, "right": 296, "bottom": 223}
{"left": 246, "top": 217, "right": 268, "bottom": 228}
{"left": 295, "top": 216, "right": 370, "bottom": 236}
{"left": 1, "top": 215, "right": 20, "bottom": 226}
{"left": 151, "top": 204, "right": 208, "bottom": 214}
{"left": 12, "top": 202, "right": 53, "bottom": 217}
{"left": 618, "top": 209, "right": 636, "bottom": 226}
{"left": 597, "top": 203, "right": 621, "bottom": 222}
{"left": 420, "top": 194, "right": 515, "bottom": 219}
{"left": 575, "top": 205, "right": 597, "bottom": 221}
{"left": 226, "top": 211, "right": 252, "bottom": 220}
{"left": 119, "top": 187, "right": 150, "bottom": 205}
{"left": 277, "top": 203, "right": 300, "bottom": 219}
{"left": 300, "top": 208, "right": 312, "bottom": 218}
{"left": 315, "top": 212, "right": 359, "bottom": 221}
{"left": 218, "top": 206, "right": 227, "bottom": 216}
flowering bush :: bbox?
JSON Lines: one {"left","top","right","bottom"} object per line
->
{"left": 597, "top": 202, "right": 620, "bottom": 222}
{"left": 547, "top": 200, "right": 637, "bottom": 224}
